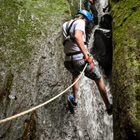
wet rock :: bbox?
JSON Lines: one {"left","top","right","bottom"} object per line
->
{"left": 111, "top": 0, "right": 140, "bottom": 140}
{"left": 0, "top": 0, "right": 113, "bottom": 140}
{"left": 99, "top": 14, "right": 112, "bottom": 29}
{"left": 92, "top": 28, "right": 112, "bottom": 77}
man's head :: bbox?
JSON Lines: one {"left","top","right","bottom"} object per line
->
{"left": 76, "top": 10, "right": 92, "bottom": 26}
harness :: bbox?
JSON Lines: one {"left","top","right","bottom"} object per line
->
{"left": 63, "top": 19, "right": 87, "bottom": 56}
{"left": 63, "top": 20, "right": 88, "bottom": 46}
{"left": 63, "top": 20, "right": 95, "bottom": 73}
{"left": 63, "top": 20, "right": 76, "bottom": 46}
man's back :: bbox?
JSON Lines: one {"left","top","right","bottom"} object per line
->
{"left": 62, "top": 19, "right": 86, "bottom": 54}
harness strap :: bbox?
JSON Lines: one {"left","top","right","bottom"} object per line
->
{"left": 63, "top": 20, "right": 87, "bottom": 46}
{"left": 90, "top": 63, "right": 96, "bottom": 72}
{"left": 66, "top": 51, "right": 82, "bottom": 56}
{"left": 63, "top": 20, "right": 76, "bottom": 45}
{"left": 71, "top": 55, "right": 74, "bottom": 69}
{"left": 66, "top": 20, "right": 76, "bottom": 36}
{"left": 90, "top": 63, "right": 94, "bottom": 72}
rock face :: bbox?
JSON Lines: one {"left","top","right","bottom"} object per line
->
{"left": 0, "top": 0, "right": 113, "bottom": 140}
{"left": 111, "top": 0, "right": 140, "bottom": 140}
{"left": 92, "top": 28, "right": 112, "bottom": 77}
{"left": 0, "top": 0, "right": 71, "bottom": 139}
{"left": 90, "top": 0, "right": 112, "bottom": 77}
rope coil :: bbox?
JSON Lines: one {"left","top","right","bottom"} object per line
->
{"left": 0, "top": 63, "right": 87, "bottom": 124}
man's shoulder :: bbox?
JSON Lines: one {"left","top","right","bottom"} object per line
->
{"left": 63, "top": 20, "right": 73, "bottom": 27}
{"left": 63, "top": 21, "right": 68, "bottom": 26}
{"left": 75, "top": 19, "right": 85, "bottom": 24}
{"left": 74, "top": 19, "right": 85, "bottom": 28}
{"left": 62, "top": 21, "right": 69, "bottom": 30}
{"left": 63, "top": 19, "right": 84, "bottom": 25}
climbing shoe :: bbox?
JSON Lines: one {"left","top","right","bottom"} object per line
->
{"left": 68, "top": 94, "right": 78, "bottom": 108}
{"left": 106, "top": 104, "right": 113, "bottom": 116}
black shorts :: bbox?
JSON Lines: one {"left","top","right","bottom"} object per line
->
{"left": 64, "top": 59, "right": 101, "bottom": 80}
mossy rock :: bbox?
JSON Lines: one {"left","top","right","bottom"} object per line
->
{"left": 0, "top": 0, "right": 72, "bottom": 139}
{"left": 111, "top": 0, "right": 140, "bottom": 139}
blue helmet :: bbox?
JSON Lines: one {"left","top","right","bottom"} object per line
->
{"left": 77, "top": 10, "right": 92, "bottom": 26}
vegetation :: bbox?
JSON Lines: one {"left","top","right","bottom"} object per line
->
{"left": 111, "top": 0, "right": 140, "bottom": 139}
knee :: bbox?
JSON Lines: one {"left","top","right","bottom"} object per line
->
{"left": 94, "top": 77, "right": 103, "bottom": 84}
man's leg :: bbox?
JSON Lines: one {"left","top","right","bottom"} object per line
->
{"left": 72, "top": 75, "right": 79, "bottom": 102}
{"left": 94, "top": 77, "right": 110, "bottom": 109}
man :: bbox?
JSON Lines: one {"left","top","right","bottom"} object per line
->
{"left": 62, "top": 10, "right": 112, "bottom": 115}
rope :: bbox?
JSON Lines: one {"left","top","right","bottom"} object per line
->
{"left": 80, "top": 0, "right": 82, "bottom": 10}
{"left": 0, "top": 63, "right": 88, "bottom": 124}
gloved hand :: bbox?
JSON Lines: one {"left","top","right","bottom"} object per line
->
{"left": 85, "top": 54, "right": 92, "bottom": 63}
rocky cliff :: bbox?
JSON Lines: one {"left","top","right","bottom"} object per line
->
{"left": 0, "top": 0, "right": 113, "bottom": 140}
{"left": 0, "top": 0, "right": 72, "bottom": 139}
{"left": 111, "top": 0, "right": 140, "bottom": 140}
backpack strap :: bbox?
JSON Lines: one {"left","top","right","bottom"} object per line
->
{"left": 66, "top": 20, "right": 76, "bottom": 36}
{"left": 63, "top": 20, "right": 76, "bottom": 45}
{"left": 63, "top": 19, "right": 87, "bottom": 46}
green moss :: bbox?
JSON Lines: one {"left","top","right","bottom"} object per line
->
{"left": 67, "top": 0, "right": 80, "bottom": 18}
{"left": 111, "top": 0, "right": 140, "bottom": 139}
{"left": 0, "top": 0, "right": 71, "bottom": 70}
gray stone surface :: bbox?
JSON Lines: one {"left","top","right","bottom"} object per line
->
{"left": 0, "top": 0, "right": 113, "bottom": 140}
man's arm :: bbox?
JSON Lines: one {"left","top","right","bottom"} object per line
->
{"left": 74, "top": 29, "right": 88, "bottom": 60}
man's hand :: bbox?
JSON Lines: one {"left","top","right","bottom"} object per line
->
{"left": 85, "top": 54, "right": 92, "bottom": 63}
